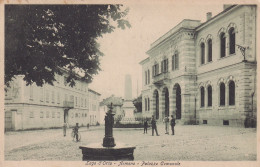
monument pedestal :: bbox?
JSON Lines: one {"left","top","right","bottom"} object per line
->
{"left": 120, "top": 100, "right": 139, "bottom": 124}
{"left": 79, "top": 143, "right": 136, "bottom": 161}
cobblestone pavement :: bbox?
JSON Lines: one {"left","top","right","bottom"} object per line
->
{"left": 4, "top": 123, "right": 256, "bottom": 161}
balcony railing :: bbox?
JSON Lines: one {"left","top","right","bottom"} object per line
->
{"left": 63, "top": 101, "right": 74, "bottom": 108}
{"left": 153, "top": 72, "right": 169, "bottom": 85}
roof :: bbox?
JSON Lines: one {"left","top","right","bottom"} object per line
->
{"left": 88, "top": 88, "right": 101, "bottom": 96}
{"left": 195, "top": 5, "right": 238, "bottom": 31}
{"left": 139, "top": 57, "right": 150, "bottom": 65}
{"left": 147, "top": 19, "right": 201, "bottom": 53}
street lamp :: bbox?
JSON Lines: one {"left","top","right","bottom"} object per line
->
{"left": 236, "top": 44, "right": 248, "bottom": 62}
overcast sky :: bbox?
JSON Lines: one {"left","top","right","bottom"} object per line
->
{"left": 89, "top": 2, "right": 224, "bottom": 100}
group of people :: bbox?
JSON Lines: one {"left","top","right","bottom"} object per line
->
{"left": 143, "top": 115, "right": 176, "bottom": 136}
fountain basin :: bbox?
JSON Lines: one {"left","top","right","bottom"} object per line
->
{"left": 79, "top": 142, "right": 136, "bottom": 161}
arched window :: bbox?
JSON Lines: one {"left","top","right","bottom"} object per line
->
{"left": 229, "top": 28, "right": 235, "bottom": 54}
{"left": 207, "top": 86, "right": 212, "bottom": 107}
{"left": 220, "top": 33, "right": 226, "bottom": 58}
{"left": 208, "top": 39, "right": 212, "bottom": 62}
{"left": 220, "top": 83, "right": 225, "bottom": 106}
{"left": 172, "top": 52, "right": 179, "bottom": 70}
{"left": 145, "top": 98, "right": 147, "bottom": 111}
{"left": 229, "top": 81, "right": 235, "bottom": 105}
{"left": 148, "top": 98, "right": 150, "bottom": 111}
{"left": 200, "top": 87, "right": 205, "bottom": 107}
{"left": 201, "top": 43, "right": 205, "bottom": 64}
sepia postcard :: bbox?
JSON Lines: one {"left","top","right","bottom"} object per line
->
{"left": 0, "top": 0, "right": 259, "bottom": 167}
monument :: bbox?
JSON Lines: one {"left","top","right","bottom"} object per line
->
{"left": 120, "top": 74, "right": 139, "bottom": 124}
{"left": 79, "top": 103, "right": 136, "bottom": 160}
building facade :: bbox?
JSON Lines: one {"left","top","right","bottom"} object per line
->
{"left": 99, "top": 95, "right": 124, "bottom": 123}
{"left": 5, "top": 72, "right": 100, "bottom": 131}
{"left": 88, "top": 89, "right": 101, "bottom": 125}
{"left": 140, "top": 5, "right": 257, "bottom": 127}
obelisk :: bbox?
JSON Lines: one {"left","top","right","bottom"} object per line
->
{"left": 124, "top": 74, "right": 132, "bottom": 100}
{"left": 120, "top": 74, "right": 137, "bottom": 124}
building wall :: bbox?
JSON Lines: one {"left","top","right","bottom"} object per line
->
{"left": 5, "top": 73, "right": 92, "bottom": 130}
{"left": 140, "top": 5, "right": 257, "bottom": 127}
{"left": 88, "top": 90, "right": 101, "bottom": 125}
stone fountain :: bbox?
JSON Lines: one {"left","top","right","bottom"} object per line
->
{"left": 79, "top": 103, "right": 136, "bottom": 160}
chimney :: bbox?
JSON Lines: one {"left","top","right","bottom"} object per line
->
{"left": 206, "top": 12, "right": 212, "bottom": 21}
{"left": 223, "top": 5, "right": 233, "bottom": 10}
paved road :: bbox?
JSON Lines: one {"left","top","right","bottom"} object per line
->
{"left": 4, "top": 123, "right": 256, "bottom": 161}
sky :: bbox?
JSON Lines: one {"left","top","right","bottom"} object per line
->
{"left": 89, "top": 1, "right": 224, "bottom": 100}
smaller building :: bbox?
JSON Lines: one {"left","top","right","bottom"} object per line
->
{"left": 99, "top": 95, "right": 124, "bottom": 124}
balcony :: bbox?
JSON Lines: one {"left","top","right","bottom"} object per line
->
{"left": 63, "top": 101, "right": 74, "bottom": 108}
{"left": 153, "top": 72, "right": 170, "bottom": 87}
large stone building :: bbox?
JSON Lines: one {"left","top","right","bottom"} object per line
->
{"left": 5, "top": 71, "right": 100, "bottom": 130}
{"left": 140, "top": 5, "right": 257, "bottom": 127}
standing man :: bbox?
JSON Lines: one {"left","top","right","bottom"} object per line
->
{"left": 151, "top": 115, "right": 159, "bottom": 136}
{"left": 170, "top": 115, "right": 176, "bottom": 135}
{"left": 164, "top": 116, "right": 169, "bottom": 134}
{"left": 63, "top": 122, "right": 68, "bottom": 137}
{"left": 74, "top": 123, "right": 80, "bottom": 142}
{"left": 143, "top": 118, "right": 148, "bottom": 134}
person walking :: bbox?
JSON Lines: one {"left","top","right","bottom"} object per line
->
{"left": 151, "top": 115, "right": 159, "bottom": 136}
{"left": 143, "top": 118, "right": 148, "bottom": 134}
{"left": 73, "top": 123, "right": 80, "bottom": 142}
{"left": 63, "top": 122, "right": 68, "bottom": 137}
{"left": 170, "top": 115, "right": 176, "bottom": 135}
{"left": 164, "top": 116, "right": 169, "bottom": 134}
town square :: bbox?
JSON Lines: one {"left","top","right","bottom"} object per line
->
{"left": 1, "top": 0, "right": 258, "bottom": 166}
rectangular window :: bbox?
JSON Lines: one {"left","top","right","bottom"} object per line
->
{"left": 223, "top": 120, "right": 229, "bottom": 125}
{"left": 65, "top": 94, "right": 68, "bottom": 102}
{"left": 46, "top": 90, "right": 49, "bottom": 103}
{"left": 57, "top": 92, "right": 60, "bottom": 104}
{"left": 145, "top": 71, "right": 147, "bottom": 85}
{"left": 57, "top": 112, "right": 60, "bottom": 118}
{"left": 29, "top": 85, "right": 33, "bottom": 100}
{"left": 64, "top": 76, "right": 68, "bottom": 86}
{"left": 30, "top": 111, "right": 34, "bottom": 118}
{"left": 81, "top": 98, "right": 83, "bottom": 107}
{"left": 75, "top": 97, "right": 78, "bottom": 107}
{"left": 148, "top": 98, "right": 150, "bottom": 111}
{"left": 152, "top": 64, "right": 159, "bottom": 77}
{"left": 40, "top": 87, "right": 44, "bottom": 102}
{"left": 52, "top": 111, "right": 55, "bottom": 118}
{"left": 175, "top": 54, "right": 179, "bottom": 69}
{"left": 172, "top": 54, "right": 179, "bottom": 70}
{"left": 161, "top": 59, "right": 168, "bottom": 73}
{"left": 203, "top": 120, "right": 207, "bottom": 124}
{"left": 46, "top": 111, "right": 49, "bottom": 118}
{"left": 40, "top": 111, "right": 44, "bottom": 118}
{"left": 51, "top": 90, "right": 55, "bottom": 103}
{"left": 145, "top": 98, "right": 147, "bottom": 111}
{"left": 148, "top": 70, "right": 150, "bottom": 84}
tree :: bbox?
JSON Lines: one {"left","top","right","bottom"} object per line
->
{"left": 5, "top": 5, "right": 130, "bottom": 87}
{"left": 133, "top": 95, "right": 142, "bottom": 112}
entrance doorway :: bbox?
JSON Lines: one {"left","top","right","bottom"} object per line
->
{"left": 163, "top": 87, "right": 169, "bottom": 117}
{"left": 173, "top": 84, "right": 181, "bottom": 119}
{"left": 153, "top": 90, "right": 159, "bottom": 119}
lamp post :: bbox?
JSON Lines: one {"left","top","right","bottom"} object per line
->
{"left": 236, "top": 44, "right": 248, "bottom": 62}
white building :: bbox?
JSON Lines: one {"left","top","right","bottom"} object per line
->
{"left": 5, "top": 71, "right": 100, "bottom": 130}
{"left": 140, "top": 5, "right": 257, "bottom": 127}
